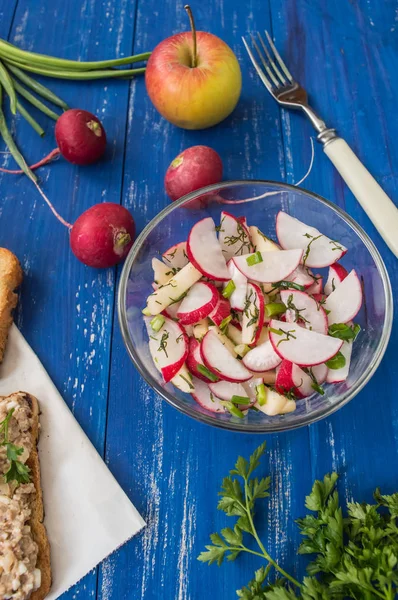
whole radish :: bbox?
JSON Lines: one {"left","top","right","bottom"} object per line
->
{"left": 165, "top": 145, "right": 223, "bottom": 201}
{"left": 55, "top": 109, "right": 106, "bottom": 165}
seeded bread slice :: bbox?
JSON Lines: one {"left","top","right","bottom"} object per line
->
{"left": 0, "top": 249, "right": 23, "bottom": 363}
{"left": 0, "top": 393, "right": 51, "bottom": 600}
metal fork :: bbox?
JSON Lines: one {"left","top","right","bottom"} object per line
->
{"left": 243, "top": 32, "right": 398, "bottom": 258}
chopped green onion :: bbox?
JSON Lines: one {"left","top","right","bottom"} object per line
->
{"left": 222, "top": 280, "right": 236, "bottom": 299}
{"left": 246, "top": 251, "right": 263, "bottom": 267}
{"left": 272, "top": 280, "right": 305, "bottom": 292}
{"left": 223, "top": 402, "right": 245, "bottom": 419}
{"left": 256, "top": 383, "right": 267, "bottom": 406}
{"left": 142, "top": 307, "right": 152, "bottom": 316}
{"left": 269, "top": 327, "right": 283, "bottom": 336}
{"left": 325, "top": 351, "right": 346, "bottom": 370}
{"left": 231, "top": 395, "right": 251, "bottom": 406}
{"left": 150, "top": 315, "right": 165, "bottom": 332}
{"left": 265, "top": 302, "right": 286, "bottom": 318}
{"left": 197, "top": 364, "right": 219, "bottom": 382}
{"left": 234, "top": 344, "right": 251, "bottom": 358}
{"left": 311, "top": 382, "right": 325, "bottom": 395}
{"left": 219, "top": 315, "right": 232, "bottom": 333}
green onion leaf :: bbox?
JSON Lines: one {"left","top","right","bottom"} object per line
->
{"left": 231, "top": 395, "right": 251, "bottom": 406}
{"left": 256, "top": 383, "right": 267, "bottom": 406}
{"left": 234, "top": 344, "right": 251, "bottom": 358}
{"left": 223, "top": 402, "right": 245, "bottom": 418}
{"left": 222, "top": 280, "right": 236, "bottom": 299}
{"left": 197, "top": 364, "right": 219, "bottom": 382}
{"left": 311, "top": 382, "right": 325, "bottom": 395}
{"left": 142, "top": 307, "right": 151, "bottom": 316}
{"left": 265, "top": 302, "right": 286, "bottom": 318}
{"left": 325, "top": 351, "right": 346, "bottom": 370}
{"left": 246, "top": 251, "right": 263, "bottom": 267}
{"left": 272, "top": 280, "right": 305, "bottom": 292}
{"left": 219, "top": 315, "right": 232, "bottom": 333}
{"left": 150, "top": 315, "right": 165, "bottom": 332}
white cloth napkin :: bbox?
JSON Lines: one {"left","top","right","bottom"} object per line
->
{"left": 0, "top": 325, "right": 145, "bottom": 599}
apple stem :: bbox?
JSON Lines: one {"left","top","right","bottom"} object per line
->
{"left": 184, "top": 5, "right": 197, "bottom": 68}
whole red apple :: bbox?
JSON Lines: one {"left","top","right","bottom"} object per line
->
{"left": 145, "top": 8, "right": 241, "bottom": 130}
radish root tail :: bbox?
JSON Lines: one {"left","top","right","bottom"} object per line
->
{"left": 0, "top": 148, "right": 61, "bottom": 174}
{"left": 32, "top": 179, "right": 73, "bottom": 230}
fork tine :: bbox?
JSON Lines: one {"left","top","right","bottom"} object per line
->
{"left": 241, "top": 36, "right": 274, "bottom": 93}
{"left": 257, "top": 32, "right": 287, "bottom": 85}
{"left": 265, "top": 30, "right": 293, "bottom": 83}
{"left": 249, "top": 34, "right": 280, "bottom": 88}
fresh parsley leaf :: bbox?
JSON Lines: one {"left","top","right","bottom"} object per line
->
{"left": 328, "top": 323, "right": 361, "bottom": 341}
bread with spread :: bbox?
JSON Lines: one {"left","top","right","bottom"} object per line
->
{"left": 0, "top": 393, "right": 51, "bottom": 600}
{"left": 0, "top": 249, "right": 23, "bottom": 363}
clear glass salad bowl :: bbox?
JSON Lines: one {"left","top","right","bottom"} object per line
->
{"left": 118, "top": 181, "right": 392, "bottom": 433}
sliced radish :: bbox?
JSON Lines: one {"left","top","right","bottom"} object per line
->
{"left": 193, "top": 318, "right": 209, "bottom": 341}
{"left": 146, "top": 262, "right": 202, "bottom": 315}
{"left": 243, "top": 377, "right": 263, "bottom": 404}
{"left": 311, "top": 363, "right": 328, "bottom": 385}
{"left": 218, "top": 211, "right": 252, "bottom": 261}
{"left": 226, "top": 259, "right": 247, "bottom": 311}
{"left": 152, "top": 257, "right": 174, "bottom": 286}
{"left": 162, "top": 241, "right": 189, "bottom": 269}
{"left": 187, "top": 217, "right": 230, "bottom": 281}
{"left": 183, "top": 324, "right": 194, "bottom": 337}
{"left": 306, "top": 275, "right": 323, "bottom": 295}
{"left": 147, "top": 316, "right": 188, "bottom": 382}
{"left": 275, "top": 360, "right": 314, "bottom": 399}
{"left": 276, "top": 212, "right": 347, "bottom": 268}
{"left": 209, "top": 380, "right": 248, "bottom": 401}
{"left": 163, "top": 300, "right": 182, "bottom": 320}
{"left": 255, "top": 387, "right": 296, "bottom": 416}
{"left": 232, "top": 249, "right": 303, "bottom": 283}
{"left": 324, "top": 270, "right": 362, "bottom": 324}
{"left": 208, "top": 325, "right": 237, "bottom": 357}
{"left": 242, "top": 283, "right": 265, "bottom": 346}
{"left": 171, "top": 364, "right": 195, "bottom": 393}
{"left": 242, "top": 340, "right": 282, "bottom": 372}
{"left": 280, "top": 289, "right": 328, "bottom": 334}
{"left": 186, "top": 337, "right": 218, "bottom": 382}
{"left": 326, "top": 341, "right": 353, "bottom": 383}
{"left": 249, "top": 226, "right": 280, "bottom": 252}
{"left": 191, "top": 377, "right": 225, "bottom": 413}
{"left": 208, "top": 296, "right": 230, "bottom": 327}
{"left": 324, "top": 263, "right": 349, "bottom": 295}
{"left": 287, "top": 265, "right": 315, "bottom": 289}
{"left": 269, "top": 319, "right": 343, "bottom": 366}
{"left": 226, "top": 323, "right": 243, "bottom": 346}
{"left": 200, "top": 330, "right": 251, "bottom": 382}
{"left": 177, "top": 281, "right": 219, "bottom": 325}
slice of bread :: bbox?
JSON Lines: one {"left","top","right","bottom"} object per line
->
{"left": 0, "top": 248, "right": 23, "bottom": 363}
{"left": 0, "top": 392, "right": 51, "bottom": 600}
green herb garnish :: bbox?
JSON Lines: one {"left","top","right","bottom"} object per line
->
{"left": 328, "top": 322, "right": 361, "bottom": 341}
{"left": 264, "top": 302, "right": 286, "bottom": 318}
{"left": 222, "top": 280, "right": 236, "bottom": 299}
{"left": 0, "top": 409, "right": 31, "bottom": 485}
{"left": 302, "top": 233, "right": 323, "bottom": 266}
{"left": 246, "top": 251, "right": 263, "bottom": 267}
{"left": 325, "top": 350, "right": 346, "bottom": 370}
{"left": 272, "top": 280, "right": 306, "bottom": 292}
{"left": 150, "top": 315, "right": 165, "bottom": 332}
{"left": 197, "top": 364, "right": 219, "bottom": 383}
{"left": 230, "top": 395, "right": 251, "bottom": 406}
{"left": 220, "top": 315, "right": 232, "bottom": 333}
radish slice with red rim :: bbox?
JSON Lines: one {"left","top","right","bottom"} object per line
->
{"left": 177, "top": 281, "right": 219, "bottom": 325}
{"left": 287, "top": 265, "right": 315, "bottom": 289}
{"left": 242, "top": 283, "right": 264, "bottom": 346}
{"left": 232, "top": 249, "right": 303, "bottom": 282}
{"left": 208, "top": 296, "right": 230, "bottom": 327}
{"left": 226, "top": 259, "right": 247, "bottom": 311}
{"left": 275, "top": 360, "right": 314, "bottom": 399}
{"left": 200, "top": 330, "right": 251, "bottom": 382}
{"left": 187, "top": 337, "right": 218, "bottom": 382}
{"left": 324, "top": 270, "right": 363, "bottom": 324}
{"left": 326, "top": 341, "right": 353, "bottom": 383}
{"left": 209, "top": 380, "right": 248, "bottom": 401}
{"left": 218, "top": 211, "right": 252, "bottom": 261}
{"left": 311, "top": 362, "right": 328, "bottom": 384}
{"left": 306, "top": 275, "right": 323, "bottom": 295}
{"left": 242, "top": 340, "right": 282, "bottom": 372}
{"left": 191, "top": 376, "right": 226, "bottom": 413}
{"left": 324, "top": 263, "right": 349, "bottom": 296}
{"left": 162, "top": 241, "right": 189, "bottom": 269}
{"left": 146, "top": 316, "right": 188, "bottom": 382}
{"left": 187, "top": 217, "right": 230, "bottom": 281}
{"left": 280, "top": 289, "right": 328, "bottom": 334}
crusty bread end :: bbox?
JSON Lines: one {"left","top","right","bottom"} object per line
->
{"left": 0, "top": 249, "right": 23, "bottom": 363}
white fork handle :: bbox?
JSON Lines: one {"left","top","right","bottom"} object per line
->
{"left": 324, "top": 137, "right": 398, "bottom": 257}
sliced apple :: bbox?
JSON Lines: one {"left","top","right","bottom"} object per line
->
{"left": 232, "top": 249, "right": 303, "bottom": 283}
{"left": 147, "top": 316, "right": 188, "bottom": 382}
{"left": 171, "top": 364, "right": 195, "bottom": 393}
{"left": 200, "top": 330, "right": 251, "bottom": 382}
{"left": 208, "top": 325, "right": 237, "bottom": 357}
{"left": 324, "top": 263, "right": 349, "bottom": 295}
{"left": 276, "top": 211, "right": 347, "bottom": 268}
{"left": 162, "top": 241, "right": 189, "bottom": 269}
{"left": 242, "top": 283, "right": 265, "bottom": 346}
{"left": 249, "top": 226, "right": 280, "bottom": 252}
{"left": 193, "top": 318, "right": 209, "bottom": 341}
{"left": 177, "top": 281, "right": 219, "bottom": 325}
{"left": 187, "top": 217, "right": 230, "bottom": 281}
{"left": 226, "top": 259, "right": 247, "bottom": 312}
{"left": 208, "top": 296, "right": 230, "bottom": 327}
{"left": 152, "top": 257, "right": 175, "bottom": 286}
{"left": 218, "top": 211, "right": 253, "bottom": 261}
{"left": 326, "top": 340, "right": 353, "bottom": 383}
{"left": 191, "top": 377, "right": 225, "bottom": 413}
{"left": 226, "top": 323, "right": 243, "bottom": 346}
{"left": 255, "top": 387, "right": 296, "bottom": 416}
{"left": 324, "top": 270, "right": 362, "bottom": 324}
{"left": 275, "top": 360, "right": 313, "bottom": 399}
{"left": 146, "top": 262, "right": 202, "bottom": 315}
{"left": 242, "top": 340, "right": 282, "bottom": 372}
{"left": 280, "top": 289, "right": 328, "bottom": 334}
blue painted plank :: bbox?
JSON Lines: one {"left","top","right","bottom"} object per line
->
{"left": 0, "top": 2, "right": 17, "bottom": 38}
{"left": 269, "top": 0, "right": 398, "bottom": 505}
{"left": 100, "top": 1, "right": 314, "bottom": 599}
{"left": 0, "top": 0, "right": 139, "bottom": 598}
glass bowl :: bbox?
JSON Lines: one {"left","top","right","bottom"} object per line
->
{"left": 118, "top": 181, "right": 393, "bottom": 433}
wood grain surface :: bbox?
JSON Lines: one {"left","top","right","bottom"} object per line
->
{"left": 0, "top": 1, "right": 397, "bottom": 599}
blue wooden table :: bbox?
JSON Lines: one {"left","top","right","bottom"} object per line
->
{"left": 0, "top": 1, "right": 397, "bottom": 598}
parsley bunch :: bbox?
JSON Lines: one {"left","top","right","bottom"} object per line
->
{"left": 198, "top": 443, "right": 398, "bottom": 599}
{"left": 0, "top": 409, "right": 31, "bottom": 485}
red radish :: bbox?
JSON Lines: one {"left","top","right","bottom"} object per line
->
{"left": 218, "top": 211, "right": 252, "bottom": 260}
{"left": 146, "top": 316, "right": 188, "bottom": 382}
{"left": 187, "top": 217, "right": 229, "bottom": 280}
{"left": 276, "top": 212, "right": 347, "bottom": 268}
{"left": 70, "top": 203, "right": 135, "bottom": 268}
{"left": 152, "top": 257, "right": 174, "bottom": 286}
{"left": 232, "top": 249, "right": 303, "bottom": 282}
{"left": 208, "top": 325, "right": 237, "bottom": 356}
{"left": 324, "top": 270, "right": 363, "bottom": 324}
{"left": 269, "top": 319, "right": 343, "bottom": 366}
{"left": 288, "top": 265, "right": 316, "bottom": 289}
{"left": 165, "top": 146, "right": 223, "bottom": 201}
{"left": 242, "top": 283, "right": 264, "bottom": 346}
{"left": 208, "top": 296, "right": 230, "bottom": 327}
{"left": 311, "top": 363, "right": 328, "bottom": 384}
{"left": 146, "top": 262, "right": 202, "bottom": 314}
{"left": 226, "top": 260, "right": 247, "bottom": 311}
{"left": 200, "top": 330, "right": 251, "bottom": 382}
{"left": 324, "top": 263, "right": 349, "bottom": 295}
{"left": 55, "top": 109, "right": 107, "bottom": 165}
{"left": 243, "top": 377, "right": 263, "bottom": 404}
{"left": 163, "top": 300, "right": 182, "bottom": 320}
{"left": 191, "top": 376, "right": 225, "bottom": 413}
{"left": 162, "top": 241, "right": 189, "bottom": 270}
{"left": 209, "top": 380, "right": 249, "bottom": 402}
{"left": 242, "top": 340, "right": 282, "bottom": 373}
{"left": 187, "top": 337, "right": 218, "bottom": 382}
{"left": 312, "top": 293, "right": 326, "bottom": 303}
{"left": 306, "top": 275, "right": 323, "bottom": 295}
{"left": 280, "top": 289, "right": 328, "bottom": 335}
{"left": 177, "top": 281, "right": 219, "bottom": 325}
{"left": 326, "top": 341, "right": 353, "bottom": 383}
{"left": 275, "top": 360, "right": 314, "bottom": 399}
